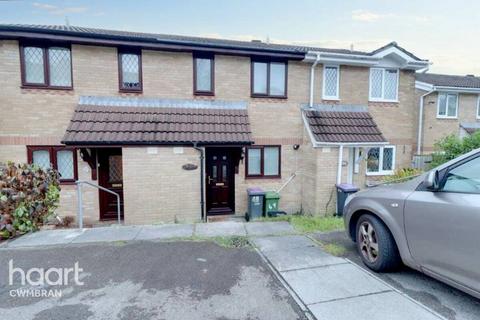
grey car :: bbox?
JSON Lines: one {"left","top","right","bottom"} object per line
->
{"left": 344, "top": 147, "right": 480, "bottom": 299}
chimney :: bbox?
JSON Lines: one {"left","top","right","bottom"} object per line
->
{"left": 251, "top": 39, "right": 262, "bottom": 43}
{"left": 350, "top": 43, "right": 354, "bottom": 52}
{"left": 466, "top": 74, "right": 475, "bottom": 77}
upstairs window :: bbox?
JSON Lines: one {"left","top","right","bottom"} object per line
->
{"left": 366, "top": 146, "right": 395, "bottom": 175}
{"left": 246, "top": 146, "right": 281, "bottom": 178}
{"left": 251, "top": 60, "right": 287, "bottom": 98}
{"left": 322, "top": 65, "right": 339, "bottom": 100}
{"left": 118, "top": 50, "right": 142, "bottom": 92}
{"left": 369, "top": 68, "right": 398, "bottom": 102}
{"left": 20, "top": 44, "right": 72, "bottom": 88}
{"left": 27, "top": 146, "right": 78, "bottom": 183}
{"left": 193, "top": 53, "right": 214, "bottom": 95}
{"left": 437, "top": 93, "right": 458, "bottom": 118}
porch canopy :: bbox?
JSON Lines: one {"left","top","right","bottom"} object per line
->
{"left": 302, "top": 104, "right": 388, "bottom": 183}
{"left": 62, "top": 96, "right": 253, "bottom": 146}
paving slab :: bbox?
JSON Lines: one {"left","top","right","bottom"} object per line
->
{"left": 281, "top": 263, "right": 390, "bottom": 305}
{"left": 135, "top": 224, "right": 194, "bottom": 240}
{"left": 262, "top": 245, "right": 346, "bottom": 271}
{"left": 195, "top": 221, "right": 246, "bottom": 237}
{"left": 251, "top": 235, "right": 316, "bottom": 252}
{"left": 245, "top": 221, "right": 295, "bottom": 236}
{"left": 7, "top": 229, "right": 84, "bottom": 248}
{"left": 309, "top": 291, "right": 441, "bottom": 320}
{"left": 70, "top": 226, "right": 141, "bottom": 244}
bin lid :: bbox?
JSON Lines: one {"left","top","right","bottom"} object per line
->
{"left": 336, "top": 183, "right": 359, "bottom": 192}
{"left": 265, "top": 191, "right": 280, "bottom": 199}
{"left": 247, "top": 187, "right": 265, "bottom": 196}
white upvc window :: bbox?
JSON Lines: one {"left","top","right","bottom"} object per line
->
{"left": 322, "top": 65, "right": 339, "bottom": 100}
{"left": 477, "top": 95, "right": 480, "bottom": 119}
{"left": 369, "top": 68, "right": 399, "bottom": 102}
{"left": 366, "top": 146, "right": 396, "bottom": 175}
{"left": 437, "top": 92, "right": 458, "bottom": 119}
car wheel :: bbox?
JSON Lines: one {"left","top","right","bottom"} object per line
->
{"left": 356, "top": 214, "right": 401, "bottom": 272}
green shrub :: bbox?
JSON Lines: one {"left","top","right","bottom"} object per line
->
{"left": 0, "top": 162, "right": 61, "bottom": 239}
{"left": 430, "top": 131, "right": 480, "bottom": 168}
{"left": 382, "top": 168, "right": 423, "bottom": 183}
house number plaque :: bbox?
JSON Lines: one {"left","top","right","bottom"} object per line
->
{"left": 182, "top": 163, "right": 198, "bottom": 171}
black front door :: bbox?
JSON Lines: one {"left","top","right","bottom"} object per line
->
{"left": 98, "top": 148, "right": 124, "bottom": 220}
{"left": 206, "top": 149, "right": 235, "bottom": 215}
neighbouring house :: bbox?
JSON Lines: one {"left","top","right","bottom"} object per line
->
{"left": 415, "top": 73, "right": 480, "bottom": 155}
{"left": 0, "top": 24, "right": 429, "bottom": 225}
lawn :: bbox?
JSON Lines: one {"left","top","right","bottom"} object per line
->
{"left": 260, "top": 215, "right": 345, "bottom": 233}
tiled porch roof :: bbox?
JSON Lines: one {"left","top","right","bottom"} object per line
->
{"left": 303, "top": 105, "right": 387, "bottom": 144}
{"left": 62, "top": 97, "right": 253, "bottom": 145}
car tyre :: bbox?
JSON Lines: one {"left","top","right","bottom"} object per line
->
{"left": 356, "top": 214, "right": 401, "bottom": 272}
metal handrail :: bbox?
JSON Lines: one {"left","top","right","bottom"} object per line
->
{"left": 75, "top": 180, "right": 121, "bottom": 228}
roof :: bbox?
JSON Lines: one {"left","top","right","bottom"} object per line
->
{"left": 415, "top": 73, "right": 480, "bottom": 89}
{"left": 0, "top": 24, "right": 424, "bottom": 61}
{"left": 460, "top": 123, "right": 480, "bottom": 135}
{"left": 303, "top": 105, "right": 387, "bottom": 144}
{"left": 62, "top": 97, "right": 253, "bottom": 146}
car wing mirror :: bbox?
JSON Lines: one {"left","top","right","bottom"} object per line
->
{"left": 424, "top": 170, "right": 440, "bottom": 191}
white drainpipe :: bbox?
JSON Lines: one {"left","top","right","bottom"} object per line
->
{"left": 337, "top": 145, "right": 344, "bottom": 185}
{"left": 417, "top": 89, "right": 435, "bottom": 155}
{"left": 309, "top": 53, "right": 321, "bottom": 107}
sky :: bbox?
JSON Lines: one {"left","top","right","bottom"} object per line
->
{"left": 1, "top": 0, "right": 479, "bottom": 75}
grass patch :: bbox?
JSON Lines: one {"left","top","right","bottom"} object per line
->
{"left": 259, "top": 215, "right": 344, "bottom": 233}
{"left": 212, "top": 236, "right": 250, "bottom": 248}
{"left": 321, "top": 242, "right": 347, "bottom": 256}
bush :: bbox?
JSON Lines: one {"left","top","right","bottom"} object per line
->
{"left": 430, "top": 131, "right": 480, "bottom": 168}
{"left": 0, "top": 162, "right": 61, "bottom": 239}
{"left": 382, "top": 168, "right": 423, "bottom": 183}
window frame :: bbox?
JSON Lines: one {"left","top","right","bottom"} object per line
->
{"left": 27, "top": 146, "right": 78, "bottom": 184}
{"left": 245, "top": 145, "right": 281, "bottom": 178}
{"left": 322, "top": 65, "right": 340, "bottom": 100}
{"left": 368, "top": 67, "right": 399, "bottom": 102}
{"left": 436, "top": 92, "right": 458, "bottom": 119}
{"left": 366, "top": 145, "right": 396, "bottom": 176}
{"left": 477, "top": 95, "right": 480, "bottom": 119}
{"left": 19, "top": 42, "right": 73, "bottom": 90}
{"left": 439, "top": 154, "right": 480, "bottom": 194}
{"left": 193, "top": 52, "right": 215, "bottom": 96}
{"left": 250, "top": 59, "right": 288, "bottom": 99}
{"left": 118, "top": 49, "right": 143, "bottom": 93}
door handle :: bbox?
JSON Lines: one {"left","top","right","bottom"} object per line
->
{"left": 207, "top": 176, "right": 213, "bottom": 184}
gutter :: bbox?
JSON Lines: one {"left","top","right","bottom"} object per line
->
{"left": 192, "top": 142, "right": 206, "bottom": 222}
{"left": 417, "top": 89, "right": 435, "bottom": 155}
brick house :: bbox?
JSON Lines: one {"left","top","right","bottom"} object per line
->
{"left": 415, "top": 73, "right": 480, "bottom": 155}
{"left": 0, "top": 25, "right": 429, "bottom": 224}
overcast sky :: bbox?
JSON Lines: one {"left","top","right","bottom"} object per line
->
{"left": 1, "top": 0, "right": 479, "bottom": 75}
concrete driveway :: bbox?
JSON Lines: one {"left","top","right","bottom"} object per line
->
{"left": 0, "top": 240, "right": 307, "bottom": 320}
{"left": 312, "top": 231, "right": 480, "bottom": 320}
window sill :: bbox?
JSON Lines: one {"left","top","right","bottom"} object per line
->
{"left": 21, "top": 85, "right": 73, "bottom": 91}
{"left": 369, "top": 99, "right": 399, "bottom": 103}
{"left": 194, "top": 91, "right": 215, "bottom": 96}
{"left": 119, "top": 88, "right": 143, "bottom": 94}
{"left": 322, "top": 97, "right": 340, "bottom": 101}
{"left": 245, "top": 175, "right": 282, "bottom": 180}
{"left": 436, "top": 116, "right": 458, "bottom": 120}
{"left": 366, "top": 171, "right": 394, "bottom": 176}
{"left": 251, "top": 94, "right": 287, "bottom": 100}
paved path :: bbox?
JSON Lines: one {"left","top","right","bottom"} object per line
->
{"left": 251, "top": 234, "right": 446, "bottom": 320}
{"left": 2, "top": 222, "right": 448, "bottom": 320}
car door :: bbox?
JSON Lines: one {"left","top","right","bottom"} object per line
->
{"left": 404, "top": 154, "right": 480, "bottom": 293}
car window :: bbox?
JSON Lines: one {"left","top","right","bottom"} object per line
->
{"left": 443, "top": 156, "right": 480, "bottom": 194}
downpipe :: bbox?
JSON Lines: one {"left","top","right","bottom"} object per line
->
{"left": 193, "top": 142, "right": 206, "bottom": 222}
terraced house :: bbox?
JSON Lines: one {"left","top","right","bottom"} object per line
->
{"left": 0, "top": 24, "right": 429, "bottom": 225}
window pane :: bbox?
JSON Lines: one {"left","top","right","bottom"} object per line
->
{"left": 48, "top": 47, "right": 71, "bottom": 87}
{"left": 324, "top": 66, "right": 338, "bottom": 98}
{"left": 57, "top": 150, "right": 74, "bottom": 179}
{"left": 247, "top": 148, "right": 261, "bottom": 175}
{"left": 270, "top": 63, "right": 286, "bottom": 96}
{"left": 109, "top": 155, "right": 123, "bottom": 182}
{"left": 443, "top": 156, "right": 480, "bottom": 193}
{"left": 384, "top": 69, "right": 398, "bottom": 100}
{"left": 253, "top": 62, "right": 267, "bottom": 94}
{"left": 370, "top": 69, "right": 383, "bottom": 99}
{"left": 195, "top": 58, "right": 212, "bottom": 92}
{"left": 447, "top": 94, "right": 457, "bottom": 117}
{"left": 121, "top": 54, "right": 140, "bottom": 89}
{"left": 32, "top": 150, "right": 51, "bottom": 170}
{"left": 264, "top": 147, "right": 279, "bottom": 176}
{"left": 367, "top": 148, "right": 380, "bottom": 173}
{"left": 382, "top": 147, "right": 394, "bottom": 171}
{"left": 438, "top": 94, "right": 447, "bottom": 116}
{"left": 24, "top": 47, "right": 45, "bottom": 84}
